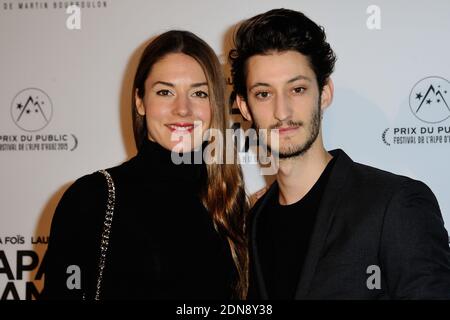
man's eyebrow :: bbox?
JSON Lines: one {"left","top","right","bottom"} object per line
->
{"left": 249, "top": 75, "right": 312, "bottom": 91}
{"left": 249, "top": 82, "right": 270, "bottom": 91}
{"left": 287, "top": 75, "right": 312, "bottom": 83}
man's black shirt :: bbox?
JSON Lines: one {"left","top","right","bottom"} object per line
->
{"left": 257, "top": 157, "right": 337, "bottom": 299}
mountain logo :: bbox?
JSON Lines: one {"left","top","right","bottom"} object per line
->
{"left": 10, "top": 88, "right": 53, "bottom": 132}
{"left": 409, "top": 76, "right": 450, "bottom": 124}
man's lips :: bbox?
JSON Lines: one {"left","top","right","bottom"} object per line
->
{"left": 275, "top": 126, "right": 300, "bottom": 134}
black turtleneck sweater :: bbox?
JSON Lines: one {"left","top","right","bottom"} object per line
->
{"left": 41, "top": 139, "right": 236, "bottom": 300}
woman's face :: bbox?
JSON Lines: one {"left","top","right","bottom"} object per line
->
{"left": 135, "top": 53, "right": 212, "bottom": 153}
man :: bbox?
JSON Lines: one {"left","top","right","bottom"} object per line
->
{"left": 229, "top": 8, "right": 450, "bottom": 299}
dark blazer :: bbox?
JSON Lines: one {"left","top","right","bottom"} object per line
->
{"left": 248, "top": 149, "right": 450, "bottom": 299}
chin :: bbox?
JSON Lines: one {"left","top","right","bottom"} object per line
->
{"left": 168, "top": 143, "right": 188, "bottom": 153}
{"left": 170, "top": 139, "right": 201, "bottom": 153}
{"left": 269, "top": 141, "right": 305, "bottom": 157}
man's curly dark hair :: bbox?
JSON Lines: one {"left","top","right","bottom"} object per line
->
{"left": 229, "top": 8, "right": 337, "bottom": 100}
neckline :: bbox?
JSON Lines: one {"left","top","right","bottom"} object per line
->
{"left": 135, "top": 139, "right": 207, "bottom": 188}
{"left": 276, "top": 155, "right": 337, "bottom": 208}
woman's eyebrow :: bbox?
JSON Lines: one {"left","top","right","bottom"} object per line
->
{"left": 191, "top": 82, "right": 208, "bottom": 88}
{"left": 151, "top": 81, "right": 174, "bottom": 88}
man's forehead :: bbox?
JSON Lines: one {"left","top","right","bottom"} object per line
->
{"left": 245, "top": 51, "right": 315, "bottom": 85}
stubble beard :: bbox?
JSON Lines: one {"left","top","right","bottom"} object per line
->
{"left": 257, "top": 101, "right": 322, "bottom": 160}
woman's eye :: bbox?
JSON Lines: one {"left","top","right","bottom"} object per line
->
{"left": 193, "top": 91, "right": 208, "bottom": 98}
{"left": 156, "top": 89, "right": 172, "bottom": 96}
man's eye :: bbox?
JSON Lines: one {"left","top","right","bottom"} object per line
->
{"left": 255, "top": 91, "right": 270, "bottom": 99}
{"left": 293, "top": 87, "right": 306, "bottom": 94}
{"left": 156, "top": 89, "right": 172, "bottom": 96}
{"left": 193, "top": 91, "right": 208, "bottom": 98}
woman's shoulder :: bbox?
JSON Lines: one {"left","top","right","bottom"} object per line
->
{"left": 52, "top": 156, "right": 139, "bottom": 226}
{"left": 52, "top": 172, "right": 107, "bottom": 230}
{"left": 69, "top": 170, "right": 107, "bottom": 193}
{"left": 68, "top": 156, "right": 138, "bottom": 194}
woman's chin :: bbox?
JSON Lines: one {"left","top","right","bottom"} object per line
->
{"left": 167, "top": 141, "right": 202, "bottom": 154}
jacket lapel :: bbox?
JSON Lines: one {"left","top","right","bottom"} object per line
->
{"left": 294, "top": 149, "right": 353, "bottom": 299}
{"left": 250, "top": 182, "right": 278, "bottom": 300}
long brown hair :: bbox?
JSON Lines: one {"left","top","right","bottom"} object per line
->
{"left": 131, "top": 30, "right": 249, "bottom": 298}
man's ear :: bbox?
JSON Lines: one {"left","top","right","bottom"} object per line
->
{"left": 135, "top": 89, "right": 145, "bottom": 116}
{"left": 236, "top": 94, "right": 253, "bottom": 122}
{"left": 320, "top": 78, "right": 334, "bottom": 111}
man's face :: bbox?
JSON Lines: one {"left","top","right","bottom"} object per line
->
{"left": 237, "top": 50, "right": 332, "bottom": 159}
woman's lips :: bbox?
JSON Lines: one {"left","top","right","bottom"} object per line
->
{"left": 166, "top": 123, "right": 196, "bottom": 133}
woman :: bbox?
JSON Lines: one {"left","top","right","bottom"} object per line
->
{"left": 41, "top": 30, "right": 248, "bottom": 300}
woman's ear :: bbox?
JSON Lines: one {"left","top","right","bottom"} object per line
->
{"left": 236, "top": 94, "right": 253, "bottom": 122}
{"left": 320, "top": 78, "right": 334, "bottom": 111}
{"left": 135, "top": 89, "right": 145, "bottom": 116}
